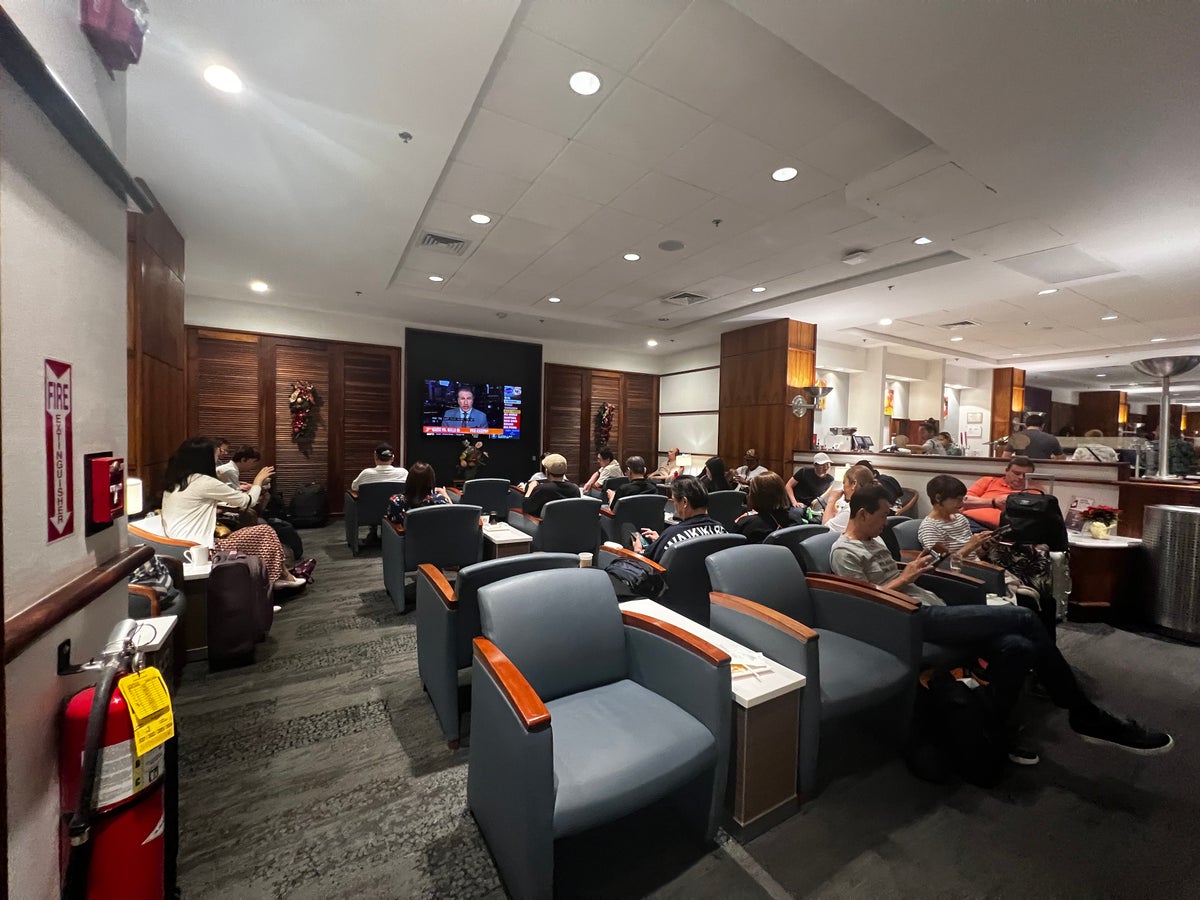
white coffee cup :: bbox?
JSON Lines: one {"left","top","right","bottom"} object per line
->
{"left": 185, "top": 545, "right": 210, "bottom": 566}
{"left": 579, "top": 552, "right": 594, "bottom": 568}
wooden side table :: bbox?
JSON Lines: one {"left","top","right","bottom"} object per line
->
{"left": 1067, "top": 534, "right": 1143, "bottom": 617}
{"left": 483, "top": 523, "right": 533, "bottom": 559}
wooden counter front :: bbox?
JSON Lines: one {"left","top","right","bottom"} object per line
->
{"left": 1117, "top": 480, "right": 1200, "bottom": 537}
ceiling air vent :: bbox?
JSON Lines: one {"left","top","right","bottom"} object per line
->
{"left": 663, "top": 291, "right": 710, "bottom": 307}
{"left": 939, "top": 319, "right": 980, "bottom": 329}
{"left": 418, "top": 231, "right": 471, "bottom": 256}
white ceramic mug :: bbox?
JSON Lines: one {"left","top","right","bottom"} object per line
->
{"left": 578, "top": 552, "right": 594, "bottom": 568}
{"left": 185, "top": 545, "right": 210, "bottom": 566}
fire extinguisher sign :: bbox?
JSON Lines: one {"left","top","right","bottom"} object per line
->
{"left": 45, "top": 358, "right": 75, "bottom": 542}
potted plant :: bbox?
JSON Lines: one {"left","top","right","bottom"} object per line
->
{"left": 1080, "top": 505, "right": 1120, "bottom": 540}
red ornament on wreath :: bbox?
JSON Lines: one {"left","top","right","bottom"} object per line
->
{"left": 288, "top": 380, "right": 320, "bottom": 444}
{"left": 594, "top": 403, "right": 615, "bottom": 451}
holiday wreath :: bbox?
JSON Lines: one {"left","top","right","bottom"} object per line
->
{"left": 288, "top": 380, "right": 319, "bottom": 442}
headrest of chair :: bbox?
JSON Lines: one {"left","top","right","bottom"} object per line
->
{"left": 706, "top": 543, "right": 806, "bottom": 613}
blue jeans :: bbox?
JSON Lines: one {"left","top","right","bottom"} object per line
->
{"left": 919, "top": 603, "right": 1087, "bottom": 715}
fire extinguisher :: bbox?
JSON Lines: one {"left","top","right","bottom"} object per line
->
{"left": 59, "top": 619, "right": 169, "bottom": 900}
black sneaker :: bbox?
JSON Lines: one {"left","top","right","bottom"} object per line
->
{"left": 1069, "top": 708, "right": 1174, "bottom": 754}
{"left": 1008, "top": 744, "right": 1040, "bottom": 766}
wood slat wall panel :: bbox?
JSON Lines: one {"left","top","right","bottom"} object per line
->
{"left": 193, "top": 336, "right": 261, "bottom": 453}
{"left": 342, "top": 350, "right": 397, "bottom": 491}
{"left": 275, "top": 345, "right": 330, "bottom": 498}
{"left": 544, "top": 365, "right": 584, "bottom": 481}
{"left": 620, "top": 372, "right": 657, "bottom": 466}
{"left": 590, "top": 374, "right": 621, "bottom": 461}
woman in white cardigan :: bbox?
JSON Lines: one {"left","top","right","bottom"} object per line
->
{"left": 161, "top": 438, "right": 312, "bottom": 589}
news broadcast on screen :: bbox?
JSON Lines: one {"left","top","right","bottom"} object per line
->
{"left": 421, "top": 380, "right": 522, "bottom": 439}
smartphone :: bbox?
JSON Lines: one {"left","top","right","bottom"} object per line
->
{"left": 629, "top": 530, "right": 643, "bottom": 549}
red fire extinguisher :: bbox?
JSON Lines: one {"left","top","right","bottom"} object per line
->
{"left": 60, "top": 620, "right": 168, "bottom": 900}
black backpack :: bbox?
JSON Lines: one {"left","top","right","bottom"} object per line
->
{"left": 605, "top": 556, "right": 665, "bottom": 600}
{"left": 906, "top": 668, "right": 1008, "bottom": 788}
{"left": 288, "top": 483, "right": 329, "bottom": 528}
{"left": 1000, "top": 491, "right": 1068, "bottom": 550}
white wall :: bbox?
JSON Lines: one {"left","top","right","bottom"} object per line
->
{"left": 909, "top": 359, "right": 947, "bottom": 425}
{"left": 848, "top": 346, "right": 886, "bottom": 442}
{"left": 2, "top": 15, "right": 131, "bottom": 896}
{"left": 812, "top": 369, "right": 850, "bottom": 441}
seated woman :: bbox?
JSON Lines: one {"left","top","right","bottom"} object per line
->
{"left": 698, "top": 456, "right": 734, "bottom": 493}
{"left": 822, "top": 464, "right": 878, "bottom": 534}
{"left": 733, "top": 472, "right": 792, "bottom": 543}
{"left": 918, "top": 474, "right": 1047, "bottom": 608}
{"left": 386, "top": 461, "right": 451, "bottom": 525}
{"left": 161, "top": 438, "right": 313, "bottom": 590}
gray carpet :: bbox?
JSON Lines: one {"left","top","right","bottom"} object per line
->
{"left": 175, "top": 523, "right": 1200, "bottom": 898}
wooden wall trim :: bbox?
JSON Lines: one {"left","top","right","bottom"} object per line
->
{"left": 661, "top": 365, "right": 720, "bottom": 378}
{"left": 660, "top": 409, "right": 719, "bottom": 417}
{"left": 189, "top": 324, "right": 398, "bottom": 352}
{"left": 3, "top": 546, "right": 153, "bottom": 665}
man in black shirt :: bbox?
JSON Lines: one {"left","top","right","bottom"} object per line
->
{"left": 608, "top": 456, "right": 659, "bottom": 506}
{"left": 634, "top": 476, "right": 726, "bottom": 562}
{"left": 786, "top": 452, "right": 835, "bottom": 508}
{"left": 523, "top": 452, "right": 581, "bottom": 517}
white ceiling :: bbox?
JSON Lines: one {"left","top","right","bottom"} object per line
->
{"left": 127, "top": 0, "right": 1200, "bottom": 374}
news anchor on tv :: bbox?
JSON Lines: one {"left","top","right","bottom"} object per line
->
{"left": 443, "top": 387, "right": 488, "bottom": 428}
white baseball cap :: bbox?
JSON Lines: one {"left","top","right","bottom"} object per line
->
{"left": 813, "top": 452, "right": 833, "bottom": 465}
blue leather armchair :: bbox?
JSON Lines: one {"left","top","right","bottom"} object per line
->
{"left": 468, "top": 568, "right": 731, "bottom": 900}
{"left": 706, "top": 490, "right": 747, "bottom": 531}
{"left": 344, "top": 481, "right": 404, "bottom": 555}
{"left": 600, "top": 493, "right": 669, "bottom": 546}
{"left": 763, "top": 524, "right": 830, "bottom": 566}
{"left": 705, "top": 544, "right": 921, "bottom": 797}
{"left": 657, "top": 533, "right": 746, "bottom": 624}
{"left": 448, "top": 478, "right": 513, "bottom": 518}
{"left": 382, "top": 504, "right": 483, "bottom": 611}
{"left": 892, "top": 519, "right": 1007, "bottom": 596}
{"left": 416, "top": 553, "right": 581, "bottom": 748}
{"left": 507, "top": 496, "right": 602, "bottom": 555}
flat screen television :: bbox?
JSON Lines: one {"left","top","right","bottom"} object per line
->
{"left": 421, "top": 380, "right": 521, "bottom": 439}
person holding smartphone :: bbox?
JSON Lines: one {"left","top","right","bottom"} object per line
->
{"left": 633, "top": 476, "right": 725, "bottom": 563}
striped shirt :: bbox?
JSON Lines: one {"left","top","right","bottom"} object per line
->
{"left": 917, "top": 514, "right": 975, "bottom": 553}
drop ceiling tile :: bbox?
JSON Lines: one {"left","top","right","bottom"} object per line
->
{"left": 656, "top": 122, "right": 785, "bottom": 197}
{"left": 828, "top": 216, "right": 913, "bottom": 251}
{"left": 609, "top": 172, "right": 714, "bottom": 224}
{"left": 453, "top": 246, "right": 533, "bottom": 287}
{"left": 558, "top": 264, "right": 645, "bottom": 304}
{"left": 436, "top": 161, "right": 531, "bottom": 214}
{"left": 997, "top": 244, "right": 1121, "bottom": 284}
{"left": 952, "top": 219, "right": 1067, "bottom": 260}
{"left": 508, "top": 182, "right": 602, "bottom": 232}
{"left": 480, "top": 216, "right": 567, "bottom": 258}
{"left": 867, "top": 162, "right": 1001, "bottom": 227}
{"left": 631, "top": 0, "right": 795, "bottom": 118}
{"left": 573, "top": 78, "right": 712, "bottom": 168}
{"left": 525, "top": 232, "right": 629, "bottom": 280}
{"left": 576, "top": 206, "right": 664, "bottom": 244}
{"left": 404, "top": 246, "right": 468, "bottom": 278}
{"left": 481, "top": 28, "right": 619, "bottom": 140}
{"left": 420, "top": 199, "right": 490, "bottom": 241}
{"left": 455, "top": 108, "right": 568, "bottom": 183}
{"left": 522, "top": 0, "right": 689, "bottom": 73}
{"left": 795, "top": 109, "right": 931, "bottom": 184}
{"left": 537, "top": 141, "right": 648, "bottom": 205}
{"left": 750, "top": 193, "right": 872, "bottom": 253}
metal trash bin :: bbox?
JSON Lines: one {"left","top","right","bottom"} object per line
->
{"left": 1143, "top": 504, "right": 1200, "bottom": 641}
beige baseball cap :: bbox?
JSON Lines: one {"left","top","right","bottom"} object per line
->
{"left": 541, "top": 453, "right": 568, "bottom": 475}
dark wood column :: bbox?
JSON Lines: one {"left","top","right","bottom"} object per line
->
{"left": 718, "top": 320, "right": 817, "bottom": 480}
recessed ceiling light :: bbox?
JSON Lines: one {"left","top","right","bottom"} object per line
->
{"left": 1096, "top": 373, "right": 1107, "bottom": 377}
{"left": 950, "top": 336, "right": 964, "bottom": 342}
{"left": 1037, "top": 288, "right": 1059, "bottom": 296}
{"left": 1151, "top": 337, "right": 1166, "bottom": 342}
{"left": 1101, "top": 315, "right": 1119, "bottom": 321}
{"left": 646, "top": 339, "right": 658, "bottom": 347}
{"left": 203, "top": 64, "right": 243, "bottom": 94}
{"left": 569, "top": 71, "right": 601, "bottom": 96}
{"left": 913, "top": 236, "right": 933, "bottom": 245}
{"left": 752, "top": 286, "right": 766, "bottom": 293}
{"left": 623, "top": 252, "right": 640, "bottom": 261}
{"left": 547, "top": 296, "right": 561, "bottom": 303}
{"left": 428, "top": 275, "right": 444, "bottom": 283}
{"left": 771, "top": 166, "right": 798, "bottom": 182}
{"left": 249, "top": 280, "right": 269, "bottom": 293}
{"left": 878, "top": 318, "right": 893, "bottom": 326}
{"left": 470, "top": 213, "right": 491, "bottom": 225}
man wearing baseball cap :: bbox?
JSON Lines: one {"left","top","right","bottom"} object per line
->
{"left": 786, "top": 452, "right": 835, "bottom": 516}
{"left": 732, "top": 448, "right": 769, "bottom": 491}
{"left": 522, "top": 452, "right": 581, "bottom": 517}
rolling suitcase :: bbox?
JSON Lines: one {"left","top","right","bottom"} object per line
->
{"left": 289, "top": 483, "right": 328, "bottom": 528}
{"left": 207, "top": 551, "right": 273, "bottom": 671}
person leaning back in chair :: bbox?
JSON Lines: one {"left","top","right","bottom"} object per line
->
{"left": 633, "top": 476, "right": 726, "bottom": 563}
{"left": 831, "top": 484, "right": 1172, "bottom": 762}
{"left": 961, "top": 455, "right": 1035, "bottom": 532}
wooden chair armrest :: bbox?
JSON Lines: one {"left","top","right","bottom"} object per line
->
{"left": 348, "top": 489, "right": 359, "bottom": 499}
{"left": 418, "top": 563, "right": 455, "bottom": 609}
{"left": 127, "top": 524, "right": 197, "bottom": 549}
{"left": 446, "top": 487, "right": 463, "bottom": 498}
{"left": 128, "top": 584, "right": 160, "bottom": 616}
{"left": 604, "top": 545, "right": 666, "bottom": 573}
{"left": 710, "top": 592, "right": 817, "bottom": 642}
{"left": 804, "top": 573, "right": 920, "bottom": 613}
{"left": 160, "top": 556, "right": 184, "bottom": 589}
{"left": 621, "top": 611, "right": 730, "bottom": 666}
{"left": 472, "top": 638, "right": 550, "bottom": 732}
{"left": 600, "top": 507, "right": 616, "bottom": 518}
{"left": 959, "top": 558, "right": 1005, "bottom": 574}
{"left": 388, "top": 520, "right": 405, "bottom": 536}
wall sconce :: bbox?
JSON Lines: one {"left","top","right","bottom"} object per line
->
{"left": 125, "top": 476, "right": 143, "bottom": 518}
{"left": 791, "top": 385, "right": 833, "bottom": 418}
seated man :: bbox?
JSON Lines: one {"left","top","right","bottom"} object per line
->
{"left": 832, "top": 485, "right": 1172, "bottom": 762}
{"left": 582, "top": 446, "right": 622, "bottom": 497}
{"left": 854, "top": 458, "right": 902, "bottom": 505}
{"left": 522, "top": 453, "right": 581, "bottom": 517}
{"left": 634, "top": 476, "right": 726, "bottom": 563}
{"left": 785, "top": 452, "right": 835, "bottom": 522}
{"left": 351, "top": 443, "right": 409, "bottom": 544}
{"left": 1072, "top": 429, "right": 1119, "bottom": 462}
{"left": 732, "top": 449, "right": 769, "bottom": 492}
{"left": 962, "top": 455, "right": 1035, "bottom": 531}
{"left": 649, "top": 447, "right": 685, "bottom": 481}
{"left": 607, "top": 456, "right": 659, "bottom": 506}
